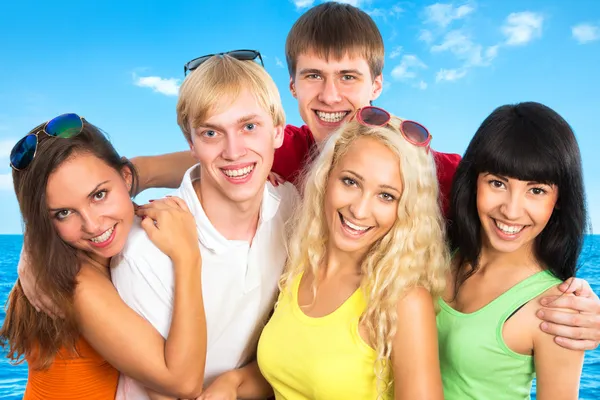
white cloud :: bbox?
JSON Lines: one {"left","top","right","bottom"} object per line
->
{"left": 133, "top": 75, "right": 180, "bottom": 96}
{"left": 0, "top": 174, "right": 12, "bottom": 191}
{"left": 416, "top": 80, "right": 428, "bottom": 90}
{"left": 419, "top": 30, "right": 434, "bottom": 44}
{"left": 432, "top": 30, "right": 497, "bottom": 67}
{"left": 330, "top": 0, "right": 362, "bottom": 6}
{"left": 275, "top": 57, "right": 285, "bottom": 68}
{"left": 0, "top": 139, "right": 15, "bottom": 159}
{"left": 572, "top": 23, "right": 600, "bottom": 44}
{"left": 424, "top": 3, "right": 475, "bottom": 28}
{"left": 391, "top": 55, "right": 428, "bottom": 80}
{"left": 436, "top": 68, "right": 468, "bottom": 82}
{"left": 502, "top": 12, "right": 543, "bottom": 46}
{"left": 293, "top": 0, "right": 314, "bottom": 8}
{"left": 389, "top": 46, "right": 403, "bottom": 59}
{"left": 367, "top": 4, "right": 402, "bottom": 20}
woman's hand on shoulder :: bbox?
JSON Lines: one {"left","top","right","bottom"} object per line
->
{"left": 136, "top": 196, "right": 200, "bottom": 264}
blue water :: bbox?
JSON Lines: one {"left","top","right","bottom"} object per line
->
{"left": 0, "top": 235, "right": 598, "bottom": 399}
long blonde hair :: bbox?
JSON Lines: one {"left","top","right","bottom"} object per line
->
{"left": 280, "top": 116, "right": 449, "bottom": 393}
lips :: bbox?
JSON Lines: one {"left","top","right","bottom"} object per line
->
{"left": 221, "top": 163, "right": 255, "bottom": 179}
{"left": 315, "top": 110, "right": 350, "bottom": 124}
{"left": 339, "top": 212, "right": 373, "bottom": 237}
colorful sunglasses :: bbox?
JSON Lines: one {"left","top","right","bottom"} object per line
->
{"left": 10, "top": 113, "right": 84, "bottom": 170}
{"left": 355, "top": 106, "right": 432, "bottom": 153}
{"left": 183, "top": 49, "right": 264, "bottom": 76}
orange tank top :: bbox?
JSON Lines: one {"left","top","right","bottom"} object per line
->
{"left": 23, "top": 336, "right": 118, "bottom": 400}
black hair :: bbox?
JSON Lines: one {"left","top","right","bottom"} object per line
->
{"left": 449, "top": 102, "right": 587, "bottom": 291}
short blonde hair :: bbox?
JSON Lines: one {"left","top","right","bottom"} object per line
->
{"left": 280, "top": 117, "right": 449, "bottom": 397}
{"left": 176, "top": 55, "right": 285, "bottom": 142}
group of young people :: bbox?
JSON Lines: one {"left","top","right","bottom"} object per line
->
{"left": 2, "top": 2, "right": 599, "bottom": 400}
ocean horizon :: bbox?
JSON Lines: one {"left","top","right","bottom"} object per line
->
{"left": 0, "top": 234, "right": 598, "bottom": 398}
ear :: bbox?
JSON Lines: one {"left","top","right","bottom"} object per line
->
{"left": 273, "top": 125, "right": 285, "bottom": 149}
{"left": 121, "top": 164, "right": 133, "bottom": 192}
{"left": 289, "top": 77, "right": 297, "bottom": 98}
{"left": 371, "top": 74, "right": 384, "bottom": 101}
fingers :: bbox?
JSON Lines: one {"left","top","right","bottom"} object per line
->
{"left": 268, "top": 172, "right": 285, "bottom": 187}
{"left": 140, "top": 213, "right": 159, "bottom": 237}
{"left": 541, "top": 294, "right": 600, "bottom": 314}
{"left": 558, "top": 278, "right": 598, "bottom": 299}
{"left": 166, "top": 195, "right": 191, "bottom": 212}
{"left": 552, "top": 336, "right": 599, "bottom": 351}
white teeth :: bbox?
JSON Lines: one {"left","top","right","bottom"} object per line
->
{"left": 495, "top": 220, "right": 524, "bottom": 235}
{"left": 222, "top": 164, "right": 254, "bottom": 178}
{"left": 316, "top": 111, "right": 348, "bottom": 123}
{"left": 90, "top": 226, "right": 114, "bottom": 243}
{"left": 342, "top": 216, "right": 370, "bottom": 232}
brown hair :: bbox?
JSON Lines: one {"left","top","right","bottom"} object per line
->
{"left": 0, "top": 119, "right": 137, "bottom": 369}
{"left": 177, "top": 55, "right": 285, "bottom": 143}
{"left": 285, "top": 1, "right": 385, "bottom": 80}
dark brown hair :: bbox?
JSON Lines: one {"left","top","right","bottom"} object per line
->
{"left": 0, "top": 119, "right": 137, "bottom": 369}
{"left": 285, "top": 2, "right": 385, "bottom": 80}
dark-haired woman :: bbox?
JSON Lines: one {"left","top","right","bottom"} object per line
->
{"left": 0, "top": 114, "right": 207, "bottom": 399}
{"left": 438, "top": 102, "right": 586, "bottom": 400}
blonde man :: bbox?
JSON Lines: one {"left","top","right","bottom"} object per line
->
{"left": 110, "top": 55, "right": 298, "bottom": 399}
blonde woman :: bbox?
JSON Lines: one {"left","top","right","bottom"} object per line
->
{"left": 257, "top": 107, "right": 448, "bottom": 399}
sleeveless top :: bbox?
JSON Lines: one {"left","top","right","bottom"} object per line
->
{"left": 23, "top": 336, "right": 119, "bottom": 400}
{"left": 257, "top": 273, "right": 392, "bottom": 400}
{"left": 437, "top": 270, "right": 561, "bottom": 400}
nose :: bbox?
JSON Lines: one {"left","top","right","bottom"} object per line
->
{"left": 499, "top": 191, "right": 525, "bottom": 220}
{"left": 80, "top": 209, "right": 101, "bottom": 235}
{"left": 348, "top": 193, "right": 371, "bottom": 220}
{"left": 318, "top": 78, "right": 342, "bottom": 105}
{"left": 222, "top": 133, "right": 247, "bottom": 161}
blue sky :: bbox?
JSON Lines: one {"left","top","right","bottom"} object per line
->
{"left": 0, "top": 0, "right": 599, "bottom": 234}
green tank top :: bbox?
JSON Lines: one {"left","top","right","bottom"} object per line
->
{"left": 437, "top": 270, "right": 561, "bottom": 400}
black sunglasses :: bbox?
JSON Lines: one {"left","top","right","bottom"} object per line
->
{"left": 183, "top": 49, "right": 264, "bottom": 76}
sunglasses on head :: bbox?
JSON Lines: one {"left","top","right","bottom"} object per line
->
{"left": 354, "top": 106, "right": 432, "bottom": 153}
{"left": 183, "top": 49, "right": 264, "bottom": 76}
{"left": 10, "top": 113, "right": 84, "bottom": 171}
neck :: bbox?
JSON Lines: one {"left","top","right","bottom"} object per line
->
{"left": 322, "top": 243, "right": 365, "bottom": 279}
{"left": 83, "top": 252, "right": 111, "bottom": 276}
{"left": 194, "top": 179, "right": 262, "bottom": 242}
{"left": 476, "top": 237, "right": 540, "bottom": 274}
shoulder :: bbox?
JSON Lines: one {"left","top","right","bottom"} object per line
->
{"left": 110, "top": 218, "right": 172, "bottom": 279}
{"left": 396, "top": 286, "right": 436, "bottom": 317}
{"left": 267, "top": 181, "right": 300, "bottom": 219}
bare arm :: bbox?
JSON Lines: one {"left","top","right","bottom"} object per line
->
{"left": 392, "top": 287, "right": 444, "bottom": 400}
{"left": 533, "top": 296, "right": 584, "bottom": 400}
{"left": 132, "top": 151, "right": 197, "bottom": 195}
{"left": 76, "top": 197, "right": 206, "bottom": 398}
{"left": 198, "top": 361, "right": 273, "bottom": 400}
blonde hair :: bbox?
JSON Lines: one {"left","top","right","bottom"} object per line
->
{"left": 176, "top": 55, "right": 285, "bottom": 142}
{"left": 280, "top": 117, "right": 449, "bottom": 395}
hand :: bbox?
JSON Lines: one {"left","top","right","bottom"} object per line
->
{"left": 196, "top": 371, "right": 241, "bottom": 400}
{"left": 135, "top": 196, "right": 199, "bottom": 264}
{"left": 537, "top": 277, "right": 600, "bottom": 350}
{"left": 267, "top": 172, "right": 285, "bottom": 187}
{"left": 17, "top": 246, "right": 64, "bottom": 319}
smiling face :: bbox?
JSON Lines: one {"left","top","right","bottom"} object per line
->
{"left": 189, "top": 89, "right": 284, "bottom": 205}
{"left": 324, "top": 137, "right": 402, "bottom": 258}
{"left": 46, "top": 152, "right": 134, "bottom": 261}
{"left": 291, "top": 51, "right": 383, "bottom": 143}
{"left": 476, "top": 173, "right": 559, "bottom": 256}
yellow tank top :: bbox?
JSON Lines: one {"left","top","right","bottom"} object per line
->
{"left": 257, "top": 273, "right": 392, "bottom": 400}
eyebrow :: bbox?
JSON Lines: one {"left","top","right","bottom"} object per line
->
{"left": 197, "top": 114, "right": 261, "bottom": 131}
{"left": 47, "top": 180, "right": 110, "bottom": 212}
{"left": 298, "top": 68, "right": 364, "bottom": 77}
{"left": 485, "top": 173, "right": 554, "bottom": 187}
{"left": 342, "top": 170, "right": 401, "bottom": 193}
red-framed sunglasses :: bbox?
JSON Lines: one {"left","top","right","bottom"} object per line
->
{"left": 354, "top": 106, "right": 432, "bottom": 153}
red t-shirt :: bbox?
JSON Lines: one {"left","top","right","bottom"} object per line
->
{"left": 272, "top": 124, "right": 461, "bottom": 216}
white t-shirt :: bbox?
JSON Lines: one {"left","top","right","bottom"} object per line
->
{"left": 111, "top": 165, "right": 298, "bottom": 399}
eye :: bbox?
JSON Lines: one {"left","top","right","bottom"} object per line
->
{"left": 342, "top": 177, "right": 357, "bottom": 187}
{"left": 488, "top": 179, "right": 505, "bottom": 189}
{"left": 55, "top": 209, "right": 72, "bottom": 220}
{"left": 306, "top": 74, "right": 322, "bottom": 80}
{"left": 530, "top": 187, "right": 547, "bottom": 195}
{"left": 244, "top": 123, "right": 256, "bottom": 131}
{"left": 379, "top": 192, "right": 396, "bottom": 202}
{"left": 93, "top": 190, "right": 107, "bottom": 201}
{"left": 202, "top": 130, "right": 217, "bottom": 138}
{"left": 341, "top": 75, "right": 356, "bottom": 81}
